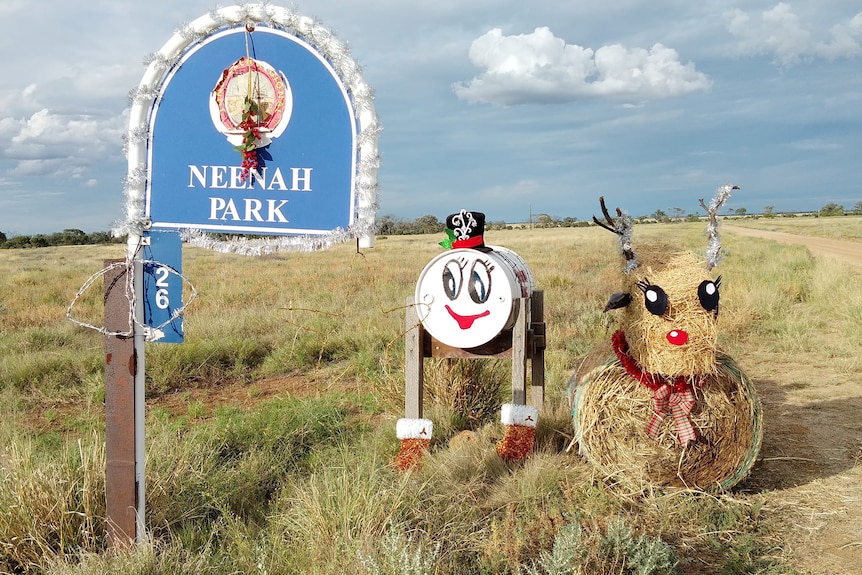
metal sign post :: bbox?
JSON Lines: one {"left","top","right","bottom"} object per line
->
{"left": 132, "top": 242, "right": 147, "bottom": 543}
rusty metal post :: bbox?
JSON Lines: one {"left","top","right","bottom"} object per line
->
{"left": 104, "top": 259, "right": 137, "bottom": 547}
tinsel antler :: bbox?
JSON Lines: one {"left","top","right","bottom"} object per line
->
{"left": 699, "top": 184, "right": 739, "bottom": 271}
{"left": 593, "top": 196, "right": 638, "bottom": 274}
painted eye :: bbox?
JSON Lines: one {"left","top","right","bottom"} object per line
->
{"left": 698, "top": 276, "right": 721, "bottom": 314}
{"left": 637, "top": 281, "right": 668, "bottom": 316}
{"left": 442, "top": 260, "right": 463, "bottom": 300}
{"left": 468, "top": 260, "right": 492, "bottom": 303}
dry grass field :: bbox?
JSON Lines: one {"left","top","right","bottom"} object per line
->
{"left": 724, "top": 214, "right": 862, "bottom": 242}
{"left": 1, "top": 215, "right": 860, "bottom": 574}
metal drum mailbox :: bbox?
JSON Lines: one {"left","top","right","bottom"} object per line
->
{"left": 414, "top": 245, "right": 534, "bottom": 349}
{"left": 395, "top": 209, "right": 546, "bottom": 472}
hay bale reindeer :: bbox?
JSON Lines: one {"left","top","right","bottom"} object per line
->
{"left": 569, "top": 185, "right": 763, "bottom": 492}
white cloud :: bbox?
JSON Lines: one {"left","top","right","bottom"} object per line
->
{"left": 787, "top": 138, "right": 842, "bottom": 152}
{"left": 1, "top": 107, "right": 125, "bottom": 176}
{"left": 10, "top": 158, "right": 92, "bottom": 180}
{"left": 454, "top": 27, "right": 711, "bottom": 105}
{"left": 725, "top": 3, "right": 862, "bottom": 64}
{"left": 69, "top": 63, "right": 143, "bottom": 103}
{"left": 0, "top": 84, "right": 43, "bottom": 119}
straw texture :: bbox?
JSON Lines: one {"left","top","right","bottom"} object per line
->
{"left": 569, "top": 344, "right": 762, "bottom": 492}
{"left": 622, "top": 250, "right": 720, "bottom": 377}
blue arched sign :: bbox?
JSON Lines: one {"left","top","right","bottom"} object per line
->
{"left": 122, "top": 4, "right": 379, "bottom": 249}
{"left": 148, "top": 27, "right": 356, "bottom": 235}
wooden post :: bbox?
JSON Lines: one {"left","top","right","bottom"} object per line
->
{"left": 530, "top": 290, "right": 546, "bottom": 409}
{"left": 103, "top": 259, "right": 137, "bottom": 547}
{"left": 404, "top": 297, "right": 424, "bottom": 419}
{"left": 511, "top": 298, "right": 528, "bottom": 405}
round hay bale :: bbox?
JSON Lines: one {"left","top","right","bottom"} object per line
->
{"left": 569, "top": 349, "right": 762, "bottom": 493}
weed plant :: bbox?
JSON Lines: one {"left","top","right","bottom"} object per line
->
{"left": 2, "top": 222, "right": 856, "bottom": 573}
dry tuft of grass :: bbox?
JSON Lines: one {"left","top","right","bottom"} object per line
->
{"left": 571, "top": 351, "right": 762, "bottom": 493}
{"left": 0, "top": 434, "right": 106, "bottom": 573}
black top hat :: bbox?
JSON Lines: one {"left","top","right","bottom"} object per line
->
{"left": 445, "top": 209, "right": 491, "bottom": 252}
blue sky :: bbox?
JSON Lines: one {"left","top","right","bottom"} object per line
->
{"left": 1, "top": 1, "right": 860, "bottom": 235}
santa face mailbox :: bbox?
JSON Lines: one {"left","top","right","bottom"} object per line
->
{"left": 415, "top": 243, "right": 534, "bottom": 350}
{"left": 395, "top": 210, "right": 544, "bottom": 471}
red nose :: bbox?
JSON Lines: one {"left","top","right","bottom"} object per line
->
{"left": 666, "top": 330, "right": 688, "bottom": 346}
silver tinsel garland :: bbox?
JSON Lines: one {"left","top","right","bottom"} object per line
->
{"left": 700, "top": 184, "right": 737, "bottom": 270}
{"left": 615, "top": 209, "right": 638, "bottom": 275}
{"left": 117, "top": 3, "right": 381, "bottom": 254}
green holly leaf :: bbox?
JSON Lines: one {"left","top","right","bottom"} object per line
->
{"left": 439, "top": 228, "right": 457, "bottom": 250}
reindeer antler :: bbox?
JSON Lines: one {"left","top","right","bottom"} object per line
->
{"left": 593, "top": 196, "right": 638, "bottom": 274}
{"left": 699, "top": 184, "right": 739, "bottom": 271}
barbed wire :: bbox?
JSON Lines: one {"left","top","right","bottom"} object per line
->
{"left": 66, "top": 260, "right": 136, "bottom": 337}
{"left": 66, "top": 257, "right": 198, "bottom": 341}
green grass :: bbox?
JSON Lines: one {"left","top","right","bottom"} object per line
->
{"left": 2, "top": 221, "right": 860, "bottom": 573}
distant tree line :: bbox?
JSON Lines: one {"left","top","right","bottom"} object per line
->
{"left": 4, "top": 201, "right": 859, "bottom": 247}
{"left": 376, "top": 213, "right": 590, "bottom": 235}
{"left": 753, "top": 202, "right": 860, "bottom": 218}
{"left": 0, "top": 229, "right": 126, "bottom": 249}
{"left": 818, "top": 202, "right": 862, "bottom": 217}
{"left": 647, "top": 201, "right": 862, "bottom": 222}
{"left": 376, "top": 202, "right": 860, "bottom": 235}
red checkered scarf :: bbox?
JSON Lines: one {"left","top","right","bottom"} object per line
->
{"left": 611, "top": 330, "right": 699, "bottom": 445}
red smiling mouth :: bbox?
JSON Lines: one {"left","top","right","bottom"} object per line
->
{"left": 445, "top": 305, "right": 490, "bottom": 329}
{"left": 666, "top": 330, "right": 689, "bottom": 346}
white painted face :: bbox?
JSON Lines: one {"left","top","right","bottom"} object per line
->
{"left": 415, "top": 248, "right": 518, "bottom": 349}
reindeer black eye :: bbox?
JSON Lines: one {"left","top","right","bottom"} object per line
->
{"left": 698, "top": 276, "right": 721, "bottom": 314}
{"left": 637, "top": 281, "right": 668, "bottom": 316}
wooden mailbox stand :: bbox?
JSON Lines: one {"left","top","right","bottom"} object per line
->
{"left": 404, "top": 290, "right": 546, "bottom": 419}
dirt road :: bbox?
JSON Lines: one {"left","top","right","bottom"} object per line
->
{"left": 724, "top": 225, "right": 862, "bottom": 266}
{"left": 724, "top": 225, "right": 862, "bottom": 574}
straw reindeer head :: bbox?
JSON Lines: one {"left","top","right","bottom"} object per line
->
{"left": 595, "top": 185, "right": 738, "bottom": 377}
